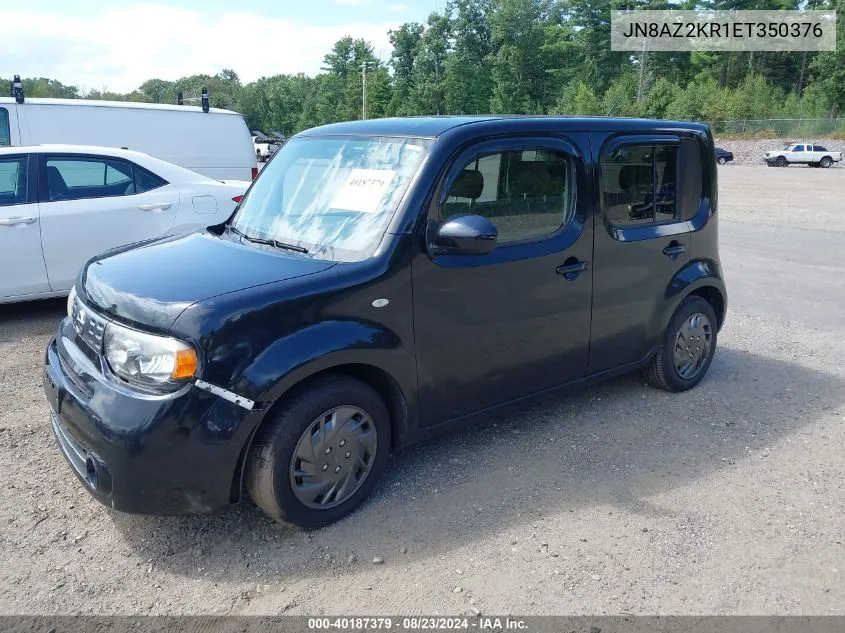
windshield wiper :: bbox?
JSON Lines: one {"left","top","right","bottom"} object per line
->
{"left": 228, "top": 225, "right": 308, "bottom": 254}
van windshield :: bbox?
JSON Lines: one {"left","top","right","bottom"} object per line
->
{"left": 230, "top": 136, "right": 430, "bottom": 262}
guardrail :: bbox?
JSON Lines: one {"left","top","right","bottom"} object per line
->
{"left": 712, "top": 118, "right": 844, "bottom": 137}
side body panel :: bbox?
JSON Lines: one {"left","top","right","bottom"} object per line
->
{"left": 17, "top": 102, "right": 256, "bottom": 180}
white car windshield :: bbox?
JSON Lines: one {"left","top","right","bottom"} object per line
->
{"left": 231, "top": 136, "right": 430, "bottom": 262}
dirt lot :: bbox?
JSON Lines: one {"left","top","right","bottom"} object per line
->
{"left": 1, "top": 166, "right": 843, "bottom": 616}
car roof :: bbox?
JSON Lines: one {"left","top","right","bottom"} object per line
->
{"left": 0, "top": 96, "right": 239, "bottom": 116}
{"left": 0, "top": 144, "right": 154, "bottom": 160}
{"left": 0, "top": 144, "right": 219, "bottom": 183}
{"left": 297, "top": 115, "right": 711, "bottom": 139}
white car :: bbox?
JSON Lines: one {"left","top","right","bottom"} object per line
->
{"left": 0, "top": 144, "right": 251, "bottom": 304}
{"left": 764, "top": 142, "right": 842, "bottom": 168}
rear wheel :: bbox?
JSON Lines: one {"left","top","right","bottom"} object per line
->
{"left": 643, "top": 296, "right": 718, "bottom": 392}
{"left": 820, "top": 156, "right": 833, "bottom": 168}
{"left": 775, "top": 156, "right": 787, "bottom": 167}
{"left": 245, "top": 375, "right": 391, "bottom": 529}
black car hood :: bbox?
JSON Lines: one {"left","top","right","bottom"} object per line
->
{"left": 82, "top": 231, "right": 335, "bottom": 331}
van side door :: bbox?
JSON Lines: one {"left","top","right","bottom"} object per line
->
{"left": 37, "top": 153, "right": 179, "bottom": 292}
{"left": 589, "top": 133, "right": 705, "bottom": 373}
{"left": 0, "top": 153, "right": 51, "bottom": 299}
{"left": 412, "top": 134, "right": 594, "bottom": 426}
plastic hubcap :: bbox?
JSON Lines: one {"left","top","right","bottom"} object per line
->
{"left": 673, "top": 312, "right": 712, "bottom": 380}
{"left": 289, "top": 406, "right": 377, "bottom": 509}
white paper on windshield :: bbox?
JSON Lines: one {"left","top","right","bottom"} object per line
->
{"left": 330, "top": 169, "right": 395, "bottom": 213}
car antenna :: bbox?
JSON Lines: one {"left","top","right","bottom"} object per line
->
{"left": 605, "top": 93, "right": 623, "bottom": 117}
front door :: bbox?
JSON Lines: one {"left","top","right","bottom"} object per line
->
{"left": 0, "top": 153, "right": 50, "bottom": 299}
{"left": 589, "top": 133, "right": 704, "bottom": 373}
{"left": 37, "top": 153, "right": 179, "bottom": 291}
{"left": 412, "top": 135, "right": 594, "bottom": 426}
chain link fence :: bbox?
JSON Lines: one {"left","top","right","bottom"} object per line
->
{"left": 712, "top": 118, "right": 845, "bottom": 137}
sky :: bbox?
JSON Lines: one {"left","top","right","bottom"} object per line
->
{"left": 0, "top": 0, "right": 444, "bottom": 93}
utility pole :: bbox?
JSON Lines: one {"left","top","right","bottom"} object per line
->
{"left": 361, "top": 61, "right": 374, "bottom": 120}
{"left": 636, "top": 37, "right": 649, "bottom": 103}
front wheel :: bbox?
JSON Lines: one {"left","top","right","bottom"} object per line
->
{"left": 717, "top": 156, "right": 727, "bottom": 165}
{"left": 820, "top": 156, "right": 832, "bottom": 168}
{"left": 643, "top": 296, "right": 718, "bottom": 392}
{"left": 245, "top": 375, "right": 391, "bottom": 529}
{"left": 775, "top": 156, "right": 787, "bottom": 167}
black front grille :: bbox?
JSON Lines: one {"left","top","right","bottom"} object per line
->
{"left": 71, "top": 297, "right": 107, "bottom": 355}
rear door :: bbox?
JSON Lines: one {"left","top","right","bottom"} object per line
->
{"left": 37, "top": 153, "right": 179, "bottom": 291}
{"left": 589, "top": 133, "right": 701, "bottom": 373}
{"left": 0, "top": 154, "right": 50, "bottom": 299}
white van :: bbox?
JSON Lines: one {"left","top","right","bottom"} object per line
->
{"left": 0, "top": 96, "right": 258, "bottom": 181}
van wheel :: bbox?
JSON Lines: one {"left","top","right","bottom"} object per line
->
{"left": 820, "top": 156, "right": 832, "bottom": 168}
{"left": 245, "top": 375, "right": 390, "bottom": 529}
{"left": 643, "top": 296, "right": 718, "bottom": 392}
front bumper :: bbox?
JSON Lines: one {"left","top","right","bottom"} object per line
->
{"left": 43, "top": 318, "right": 262, "bottom": 515}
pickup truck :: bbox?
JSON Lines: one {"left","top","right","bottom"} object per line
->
{"left": 764, "top": 143, "right": 841, "bottom": 168}
{"left": 252, "top": 131, "right": 284, "bottom": 162}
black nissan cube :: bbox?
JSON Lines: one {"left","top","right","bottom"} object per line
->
{"left": 44, "top": 116, "right": 727, "bottom": 529}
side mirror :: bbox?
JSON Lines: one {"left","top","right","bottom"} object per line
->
{"left": 429, "top": 214, "right": 498, "bottom": 256}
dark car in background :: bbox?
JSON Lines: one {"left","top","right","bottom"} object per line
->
{"left": 715, "top": 147, "right": 734, "bottom": 164}
{"left": 44, "top": 116, "right": 727, "bottom": 529}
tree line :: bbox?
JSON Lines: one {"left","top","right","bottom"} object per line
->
{"left": 5, "top": 0, "right": 844, "bottom": 136}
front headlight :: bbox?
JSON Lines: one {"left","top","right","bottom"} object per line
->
{"left": 67, "top": 285, "right": 77, "bottom": 319}
{"left": 104, "top": 322, "right": 197, "bottom": 391}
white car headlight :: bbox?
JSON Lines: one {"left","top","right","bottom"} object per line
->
{"left": 67, "top": 285, "right": 77, "bottom": 319}
{"left": 104, "top": 322, "right": 197, "bottom": 390}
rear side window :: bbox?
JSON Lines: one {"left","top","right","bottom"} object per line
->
{"left": 43, "top": 156, "right": 167, "bottom": 202}
{"left": 134, "top": 166, "right": 167, "bottom": 194}
{"left": 442, "top": 148, "right": 573, "bottom": 244}
{"left": 0, "top": 156, "right": 27, "bottom": 206}
{"left": 0, "top": 108, "right": 10, "bottom": 146}
{"left": 601, "top": 144, "right": 677, "bottom": 226}
{"left": 814, "top": 145, "right": 827, "bottom": 152}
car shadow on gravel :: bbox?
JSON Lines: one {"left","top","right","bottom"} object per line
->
{"left": 0, "top": 299, "right": 66, "bottom": 344}
{"left": 108, "top": 344, "right": 843, "bottom": 583}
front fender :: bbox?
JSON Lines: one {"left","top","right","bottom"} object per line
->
{"left": 232, "top": 318, "right": 415, "bottom": 408}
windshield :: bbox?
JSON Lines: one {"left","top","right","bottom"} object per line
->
{"left": 231, "top": 136, "right": 430, "bottom": 261}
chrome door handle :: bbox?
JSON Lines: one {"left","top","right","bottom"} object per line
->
{"left": 0, "top": 216, "right": 36, "bottom": 226}
{"left": 137, "top": 203, "right": 171, "bottom": 211}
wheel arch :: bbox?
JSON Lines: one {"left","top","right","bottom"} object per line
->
{"left": 229, "top": 361, "right": 410, "bottom": 503}
{"left": 657, "top": 258, "right": 727, "bottom": 336}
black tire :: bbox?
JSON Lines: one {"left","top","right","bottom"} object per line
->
{"left": 820, "top": 156, "right": 832, "bottom": 168}
{"left": 775, "top": 156, "right": 787, "bottom": 167}
{"left": 643, "top": 296, "right": 718, "bottom": 393}
{"left": 717, "top": 157, "right": 727, "bottom": 165}
{"left": 245, "top": 375, "right": 391, "bottom": 529}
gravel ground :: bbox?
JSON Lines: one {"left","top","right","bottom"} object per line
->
{"left": 1, "top": 166, "right": 843, "bottom": 616}
{"left": 714, "top": 137, "right": 845, "bottom": 166}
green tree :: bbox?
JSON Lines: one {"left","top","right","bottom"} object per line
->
{"left": 444, "top": 0, "right": 494, "bottom": 114}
